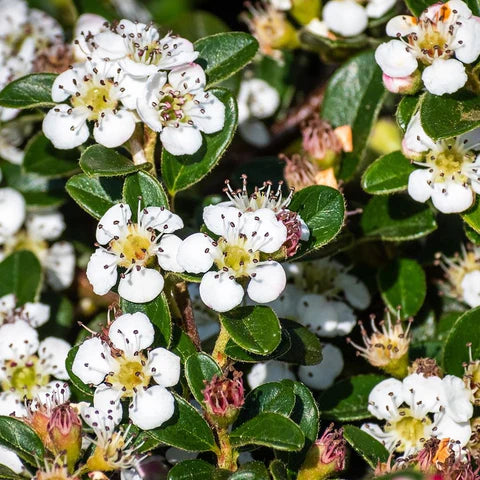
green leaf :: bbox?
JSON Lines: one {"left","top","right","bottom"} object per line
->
{"left": 0, "top": 251, "right": 42, "bottom": 304}
{"left": 289, "top": 186, "right": 345, "bottom": 261}
{"left": 318, "top": 374, "right": 386, "bottom": 421}
{"left": 65, "top": 346, "right": 94, "bottom": 401}
{"left": 343, "top": 425, "right": 389, "bottom": 468}
{"left": 462, "top": 198, "right": 480, "bottom": 234}
{"left": 161, "top": 88, "right": 237, "bottom": 194}
{"left": 229, "top": 462, "right": 270, "bottom": 480}
{"left": 230, "top": 412, "right": 305, "bottom": 451}
{"left": 420, "top": 92, "right": 480, "bottom": 140}
{"left": 123, "top": 171, "right": 169, "bottom": 214}
{"left": 276, "top": 318, "right": 323, "bottom": 366}
{"left": 0, "top": 464, "right": 23, "bottom": 479}
{"left": 361, "top": 194, "right": 437, "bottom": 241}
{"left": 121, "top": 294, "right": 172, "bottom": 347}
{"left": 0, "top": 73, "right": 56, "bottom": 109}
{"left": 23, "top": 133, "right": 79, "bottom": 178}
{"left": 378, "top": 258, "right": 426, "bottom": 318}
{"left": 396, "top": 95, "right": 422, "bottom": 132}
{"left": 235, "top": 381, "right": 296, "bottom": 426}
{"left": 466, "top": 0, "right": 480, "bottom": 15}
{"left": 361, "top": 151, "right": 415, "bottom": 195}
{"left": 170, "top": 10, "right": 230, "bottom": 42}
{"left": 220, "top": 306, "right": 281, "bottom": 355}
{"left": 442, "top": 307, "right": 480, "bottom": 376}
{"left": 277, "top": 381, "right": 320, "bottom": 471}
{"left": 404, "top": 0, "right": 430, "bottom": 15}
{"left": 168, "top": 460, "right": 216, "bottom": 480}
{"left": 194, "top": 32, "right": 258, "bottom": 87}
{"left": 80, "top": 144, "right": 151, "bottom": 177}
{"left": 437, "top": 311, "right": 462, "bottom": 340}
{"left": 66, "top": 173, "right": 123, "bottom": 219}
{"left": 185, "top": 353, "right": 222, "bottom": 405}
{"left": 269, "top": 460, "right": 289, "bottom": 480}
{"left": 147, "top": 394, "right": 217, "bottom": 452}
{"left": 170, "top": 326, "right": 197, "bottom": 363}
{"left": 0, "top": 417, "right": 44, "bottom": 466}
{"left": 322, "top": 51, "right": 386, "bottom": 180}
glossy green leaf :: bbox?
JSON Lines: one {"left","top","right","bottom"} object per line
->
{"left": 167, "top": 459, "right": 215, "bottom": 480}
{"left": 66, "top": 173, "right": 123, "bottom": 219}
{"left": 289, "top": 186, "right": 345, "bottom": 261}
{"left": 420, "top": 92, "right": 480, "bottom": 140}
{"left": 0, "top": 417, "right": 44, "bottom": 465}
{"left": 80, "top": 144, "right": 151, "bottom": 177}
{"left": 404, "top": 0, "right": 430, "bottom": 15}
{"left": 361, "top": 151, "right": 415, "bottom": 195}
{"left": 276, "top": 318, "right": 323, "bottom": 366}
{"left": 0, "top": 251, "right": 42, "bottom": 303}
{"left": 229, "top": 462, "right": 270, "bottom": 480}
{"left": 437, "top": 311, "right": 462, "bottom": 340}
{"left": 185, "top": 353, "right": 222, "bottom": 405}
{"left": 378, "top": 258, "right": 426, "bottom": 318}
{"left": 462, "top": 198, "right": 480, "bottom": 234}
{"left": 230, "top": 412, "right": 305, "bottom": 451}
{"left": 65, "top": 346, "right": 94, "bottom": 401}
{"left": 235, "top": 381, "right": 296, "bottom": 426}
{"left": 121, "top": 294, "right": 172, "bottom": 347}
{"left": 161, "top": 88, "right": 237, "bottom": 194}
{"left": 466, "top": 0, "right": 480, "bottom": 15}
{"left": 396, "top": 95, "right": 422, "bottom": 132}
{"left": 147, "top": 394, "right": 216, "bottom": 451}
{"left": 0, "top": 464, "right": 23, "bottom": 479}
{"left": 269, "top": 460, "right": 289, "bottom": 480}
{"left": 318, "top": 374, "right": 386, "bottom": 421}
{"left": 0, "top": 73, "right": 56, "bottom": 109}
{"left": 322, "top": 50, "right": 386, "bottom": 179}
{"left": 220, "top": 306, "right": 281, "bottom": 355}
{"left": 123, "top": 171, "right": 170, "bottom": 216}
{"left": 343, "top": 425, "right": 389, "bottom": 468}
{"left": 442, "top": 307, "right": 480, "bottom": 376}
{"left": 194, "top": 32, "right": 258, "bottom": 87}
{"left": 170, "top": 326, "right": 197, "bottom": 363}
{"left": 361, "top": 194, "right": 437, "bottom": 241}
{"left": 23, "top": 133, "right": 79, "bottom": 178}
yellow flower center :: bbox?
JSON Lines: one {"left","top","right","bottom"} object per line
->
{"left": 157, "top": 85, "right": 193, "bottom": 125}
{"left": 214, "top": 237, "right": 259, "bottom": 277}
{"left": 3, "top": 231, "right": 48, "bottom": 262}
{"left": 71, "top": 81, "right": 118, "bottom": 121}
{"left": 110, "top": 224, "right": 153, "bottom": 268}
{"left": 385, "top": 408, "right": 431, "bottom": 452}
{"left": 87, "top": 432, "right": 126, "bottom": 472}
{"left": 2, "top": 356, "right": 50, "bottom": 399}
{"left": 105, "top": 353, "right": 150, "bottom": 397}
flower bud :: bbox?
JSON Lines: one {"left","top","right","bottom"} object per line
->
{"left": 47, "top": 405, "right": 82, "bottom": 471}
{"left": 369, "top": 118, "right": 402, "bottom": 155}
{"left": 298, "top": 425, "right": 346, "bottom": 480}
{"left": 382, "top": 71, "right": 421, "bottom": 95}
{"left": 203, "top": 371, "right": 244, "bottom": 427}
{"left": 276, "top": 210, "right": 303, "bottom": 257}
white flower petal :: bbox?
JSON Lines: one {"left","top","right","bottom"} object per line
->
{"left": 0, "top": 294, "right": 15, "bottom": 315}
{"left": 375, "top": 40, "right": 418, "bottom": 78}
{"left": 176, "top": 233, "right": 216, "bottom": 274}
{"left": 52, "top": 68, "right": 80, "bottom": 102}
{"left": 26, "top": 211, "right": 65, "bottom": 241}
{"left": 243, "top": 209, "right": 287, "bottom": 254}
{"left": 81, "top": 403, "right": 120, "bottom": 433}
{"left": 21, "top": 302, "right": 50, "bottom": 327}
{"left": 93, "top": 110, "right": 136, "bottom": 148}
{"left": 368, "top": 377, "right": 404, "bottom": 420}
{"left": 38, "top": 337, "right": 71, "bottom": 380}
{"left": 336, "top": 273, "right": 370, "bottom": 309}
{"left": 385, "top": 15, "right": 419, "bottom": 37}
{"left": 86, "top": 249, "right": 118, "bottom": 296}
{"left": 246, "top": 361, "right": 295, "bottom": 389}
{"left": 45, "top": 241, "right": 76, "bottom": 291}
{"left": 148, "top": 348, "right": 181, "bottom": 387}
{"left": 331, "top": 301, "right": 356, "bottom": 336}
{"left": 0, "top": 321, "right": 38, "bottom": 361}
{"left": 186, "top": 92, "right": 225, "bottom": 134}
{"left": 199, "top": 271, "right": 244, "bottom": 312}
{"left": 118, "top": 267, "right": 164, "bottom": 303}
{"left": 422, "top": 59, "right": 467, "bottom": 96}
{"left": 0, "top": 445, "right": 24, "bottom": 474}
{"left": 203, "top": 205, "right": 242, "bottom": 237}
{"left": 441, "top": 375, "right": 473, "bottom": 422}
{"left": 298, "top": 343, "right": 344, "bottom": 390}
{"left": 0, "top": 188, "right": 25, "bottom": 241}
{"left": 109, "top": 312, "right": 154, "bottom": 353}
{"left": 430, "top": 181, "right": 474, "bottom": 213}
{"left": 323, "top": 0, "right": 368, "bottom": 36}
{"left": 366, "top": 0, "right": 396, "bottom": 18}
{"left": 157, "top": 35, "right": 198, "bottom": 70}
{"left": 403, "top": 373, "right": 444, "bottom": 416}
{"left": 461, "top": 270, "right": 480, "bottom": 307}
{"left": 156, "top": 234, "right": 184, "bottom": 273}
{"left": 408, "top": 169, "right": 434, "bottom": 203}
{"left": 0, "top": 392, "right": 27, "bottom": 417}
{"left": 160, "top": 124, "right": 203, "bottom": 156}
{"left": 92, "top": 30, "right": 128, "bottom": 59}
{"left": 140, "top": 207, "right": 183, "bottom": 233}
{"left": 93, "top": 384, "right": 123, "bottom": 426}
{"left": 129, "top": 385, "right": 175, "bottom": 429}
{"left": 43, "top": 105, "right": 90, "bottom": 150}
{"left": 168, "top": 64, "right": 206, "bottom": 93}
{"left": 247, "top": 261, "right": 286, "bottom": 304}
{"left": 96, "top": 203, "right": 132, "bottom": 244}
{"left": 266, "top": 284, "right": 303, "bottom": 319}
{"left": 237, "top": 79, "right": 280, "bottom": 120}
{"left": 402, "top": 113, "right": 437, "bottom": 155}
{"left": 296, "top": 294, "right": 340, "bottom": 337}
{"left": 72, "top": 337, "right": 112, "bottom": 385}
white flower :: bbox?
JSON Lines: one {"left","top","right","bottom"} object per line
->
{"left": 177, "top": 205, "right": 288, "bottom": 312}
{"left": 136, "top": 63, "right": 225, "bottom": 156}
{"left": 26, "top": 211, "right": 65, "bottom": 241}
{"left": 403, "top": 113, "right": 480, "bottom": 213}
{"left": 323, "top": 0, "right": 368, "bottom": 37}
{"left": 0, "top": 0, "right": 28, "bottom": 39}
{"left": 44, "top": 241, "right": 76, "bottom": 291}
{"left": 0, "top": 320, "right": 70, "bottom": 408}
{"left": 298, "top": 343, "right": 344, "bottom": 390}
{"left": 72, "top": 13, "right": 109, "bottom": 62}
{"left": 0, "top": 188, "right": 25, "bottom": 243}
{"left": 43, "top": 60, "right": 137, "bottom": 149}
{"left": 86, "top": 202, "right": 184, "bottom": 303}
{"left": 362, "top": 373, "right": 473, "bottom": 455}
{"left": 0, "top": 293, "right": 50, "bottom": 328}
{"left": 376, "top": 0, "right": 480, "bottom": 95}
{"left": 72, "top": 312, "right": 181, "bottom": 430}
{"left": 247, "top": 361, "right": 296, "bottom": 389}
{"left": 0, "top": 121, "right": 33, "bottom": 165}
{"left": 92, "top": 19, "right": 198, "bottom": 79}
{"left": 237, "top": 78, "right": 280, "bottom": 124}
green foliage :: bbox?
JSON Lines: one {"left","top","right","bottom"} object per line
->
{"left": 65, "top": 346, "right": 95, "bottom": 401}
{"left": 0, "top": 73, "right": 56, "bottom": 109}
{"left": 185, "top": 352, "right": 222, "bottom": 404}
{"left": 168, "top": 460, "right": 216, "bottom": 480}
{"left": 343, "top": 425, "right": 390, "bottom": 468}
{"left": 123, "top": 171, "right": 170, "bottom": 214}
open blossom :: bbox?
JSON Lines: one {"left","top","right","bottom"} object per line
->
{"left": 0, "top": 187, "right": 25, "bottom": 243}
{"left": 43, "top": 60, "right": 137, "bottom": 150}
{"left": 0, "top": 294, "right": 50, "bottom": 328}
{"left": 137, "top": 63, "right": 225, "bottom": 156}
{"left": 403, "top": 113, "right": 480, "bottom": 213}
{"left": 86, "top": 202, "right": 184, "bottom": 303}
{"left": 72, "top": 312, "right": 181, "bottom": 430}
{"left": 177, "top": 204, "right": 288, "bottom": 312}
{"left": 362, "top": 373, "right": 473, "bottom": 456}
{"left": 375, "top": 0, "right": 480, "bottom": 95}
